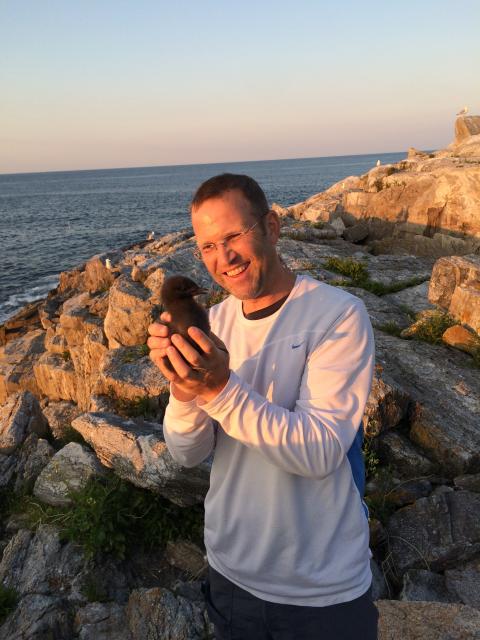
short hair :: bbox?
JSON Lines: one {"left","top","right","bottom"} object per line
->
{"left": 190, "top": 173, "right": 270, "bottom": 221}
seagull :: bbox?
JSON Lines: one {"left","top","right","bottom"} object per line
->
{"left": 161, "top": 275, "right": 210, "bottom": 365}
{"left": 456, "top": 106, "right": 468, "bottom": 116}
{"left": 105, "top": 258, "right": 112, "bottom": 270}
{"left": 376, "top": 160, "right": 381, "bottom": 167}
{"left": 147, "top": 231, "right": 155, "bottom": 240}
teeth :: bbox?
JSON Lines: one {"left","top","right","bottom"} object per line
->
{"left": 226, "top": 264, "right": 248, "bottom": 277}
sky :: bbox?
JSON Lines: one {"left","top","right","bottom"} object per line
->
{"left": 1, "top": 0, "right": 479, "bottom": 174}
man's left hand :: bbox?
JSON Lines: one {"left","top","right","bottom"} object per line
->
{"left": 164, "top": 327, "right": 230, "bottom": 403}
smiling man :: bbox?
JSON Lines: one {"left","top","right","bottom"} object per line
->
{"left": 148, "top": 174, "right": 378, "bottom": 639}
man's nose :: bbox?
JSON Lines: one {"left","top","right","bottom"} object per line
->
{"left": 216, "top": 241, "right": 237, "bottom": 264}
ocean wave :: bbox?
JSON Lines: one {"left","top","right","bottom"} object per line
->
{"left": 0, "top": 274, "right": 59, "bottom": 325}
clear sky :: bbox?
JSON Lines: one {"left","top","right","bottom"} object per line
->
{"left": 1, "top": 0, "right": 479, "bottom": 174}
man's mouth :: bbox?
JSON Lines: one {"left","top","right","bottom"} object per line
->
{"left": 224, "top": 262, "right": 249, "bottom": 278}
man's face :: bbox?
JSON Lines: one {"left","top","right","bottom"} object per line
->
{"left": 191, "top": 189, "right": 279, "bottom": 302}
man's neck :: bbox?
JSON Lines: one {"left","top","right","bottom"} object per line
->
{"left": 241, "top": 270, "right": 296, "bottom": 316}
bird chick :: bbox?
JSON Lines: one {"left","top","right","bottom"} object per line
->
{"left": 161, "top": 276, "right": 210, "bottom": 358}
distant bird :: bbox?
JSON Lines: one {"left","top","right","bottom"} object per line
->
{"left": 456, "top": 106, "right": 468, "bottom": 116}
{"left": 161, "top": 276, "right": 210, "bottom": 364}
{"left": 376, "top": 160, "right": 381, "bottom": 167}
{"left": 147, "top": 231, "right": 155, "bottom": 240}
{"left": 105, "top": 258, "right": 112, "bottom": 270}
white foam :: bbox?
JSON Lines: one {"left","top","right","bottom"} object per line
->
{"left": 0, "top": 274, "right": 60, "bottom": 324}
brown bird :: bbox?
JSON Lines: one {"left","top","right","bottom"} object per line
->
{"left": 160, "top": 275, "right": 210, "bottom": 359}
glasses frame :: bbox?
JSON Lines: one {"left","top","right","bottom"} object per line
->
{"left": 193, "top": 213, "right": 267, "bottom": 260}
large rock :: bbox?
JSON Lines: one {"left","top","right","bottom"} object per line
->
{"left": 445, "top": 560, "right": 480, "bottom": 610}
{"left": 0, "top": 525, "right": 87, "bottom": 602}
{"left": 97, "top": 347, "right": 168, "bottom": 404}
{"left": 382, "top": 281, "right": 434, "bottom": 315}
{"left": 104, "top": 275, "right": 155, "bottom": 348}
{"left": 0, "top": 593, "right": 74, "bottom": 640}
{"left": 449, "top": 282, "right": 480, "bottom": 335}
{"left": 0, "top": 329, "right": 45, "bottom": 404}
{"left": 34, "top": 352, "right": 78, "bottom": 403}
{"left": 376, "top": 430, "right": 436, "bottom": 478}
{"left": 0, "top": 391, "right": 48, "bottom": 454}
{"left": 74, "top": 602, "right": 131, "bottom": 640}
{"left": 377, "top": 600, "right": 480, "bottom": 640}
{"left": 43, "top": 400, "right": 83, "bottom": 441}
{"left": 455, "top": 115, "right": 480, "bottom": 143}
{"left": 71, "top": 412, "right": 210, "bottom": 506}
{"left": 386, "top": 490, "right": 480, "bottom": 576}
{"left": 362, "top": 370, "right": 411, "bottom": 437}
{"left": 428, "top": 254, "right": 480, "bottom": 309}
{"left": 33, "top": 442, "right": 107, "bottom": 507}
{"left": 375, "top": 331, "right": 480, "bottom": 476}
{"left": 125, "top": 587, "right": 206, "bottom": 640}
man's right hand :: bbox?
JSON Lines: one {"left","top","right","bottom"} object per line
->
{"left": 147, "top": 312, "right": 197, "bottom": 402}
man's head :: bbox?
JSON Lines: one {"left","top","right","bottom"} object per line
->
{"left": 190, "top": 173, "right": 269, "bottom": 223}
{"left": 190, "top": 174, "right": 292, "bottom": 312}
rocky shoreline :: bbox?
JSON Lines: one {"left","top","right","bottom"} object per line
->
{"left": 1, "top": 118, "right": 480, "bottom": 639}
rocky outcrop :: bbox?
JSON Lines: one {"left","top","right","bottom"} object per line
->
{"left": 71, "top": 412, "right": 210, "bottom": 506}
{"left": 0, "top": 391, "right": 48, "bottom": 455}
{"left": 0, "top": 329, "right": 45, "bottom": 404}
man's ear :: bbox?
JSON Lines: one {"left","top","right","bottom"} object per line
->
{"left": 266, "top": 209, "right": 281, "bottom": 243}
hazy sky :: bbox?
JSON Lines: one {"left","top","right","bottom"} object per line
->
{"left": 1, "top": 0, "right": 479, "bottom": 174}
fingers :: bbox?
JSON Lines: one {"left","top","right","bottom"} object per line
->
{"left": 148, "top": 322, "right": 169, "bottom": 337}
{"left": 171, "top": 334, "right": 204, "bottom": 369}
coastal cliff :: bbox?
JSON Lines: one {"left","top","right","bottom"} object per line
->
{"left": 1, "top": 123, "right": 480, "bottom": 639}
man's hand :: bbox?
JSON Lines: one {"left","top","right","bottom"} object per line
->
{"left": 148, "top": 312, "right": 230, "bottom": 403}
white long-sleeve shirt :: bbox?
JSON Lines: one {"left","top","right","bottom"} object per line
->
{"left": 163, "top": 275, "right": 375, "bottom": 606}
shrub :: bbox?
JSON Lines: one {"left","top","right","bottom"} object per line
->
{"left": 15, "top": 476, "right": 204, "bottom": 560}
{"left": 0, "top": 585, "right": 18, "bottom": 624}
{"left": 412, "top": 310, "right": 456, "bottom": 345}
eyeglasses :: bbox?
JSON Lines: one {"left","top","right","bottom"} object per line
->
{"left": 193, "top": 215, "right": 266, "bottom": 260}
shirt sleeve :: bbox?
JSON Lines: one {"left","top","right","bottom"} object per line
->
{"left": 163, "top": 391, "right": 215, "bottom": 468}
{"left": 200, "top": 301, "right": 375, "bottom": 478}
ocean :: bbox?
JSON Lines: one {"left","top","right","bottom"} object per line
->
{"left": 0, "top": 152, "right": 405, "bottom": 323}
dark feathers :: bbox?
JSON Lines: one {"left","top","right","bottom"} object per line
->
{"left": 161, "top": 276, "right": 210, "bottom": 355}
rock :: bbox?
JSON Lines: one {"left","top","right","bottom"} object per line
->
{"left": 165, "top": 540, "right": 207, "bottom": 579}
{"left": 375, "top": 331, "right": 480, "bottom": 476}
{"left": 74, "top": 602, "right": 131, "bottom": 640}
{"left": 34, "top": 442, "right": 106, "bottom": 507}
{"left": 428, "top": 255, "right": 480, "bottom": 309}
{"left": 363, "top": 254, "right": 434, "bottom": 287}
{"left": 330, "top": 216, "right": 346, "bottom": 237}
{"left": 377, "top": 600, "right": 480, "bottom": 639}
{"left": 0, "top": 329, "right": 46, "bottom": 405}
{"left": 376, "top": 431, "right": 436, "bottom": 478}
{"left": 45, "top": 325, "right": 69, "bottom": 354}
{"left": 400, "top": 569, "right": 454, "bottom": 603}
{"left": 362, "top": 369, "right": 411, "bottom": 437}
{"left": 0, "top": 525, "right": 87, "bottom": 602}
{"left": 454, "top": 473, "right": 480, "bottom": 493}
{"left": 0, "top": 301, "right": 43, "bottom": 345}
{"left": 0, "top": 391, "right": 48, "bottom": 454}
{"left": 34, "top": 352, "right": 78, "bottom": 403}
{"left": 408, "top": 147, "right": 429, "bottom": 159}
{"left": 370, "top": 558, "right": 388, "bottom": 600}
{"left": 126, "top": 587, "right": 206, "bottom": 640}
{"left": 0, "top": 593, "right": 74, "bottom": 640}
{"left": 12, "top": 433, "right": 55, "bottom": 493}
{"left": 387, "top": 479, "right": 432, "bottom": 509}
{"left": 343, "top": 221, "right": 369, "bottom": 243}
{"left": 104, "top": 275, "right": 155, "bottom": 348}
{"left": 449, "top": 283, "right": 480, "bottom": 335}
{"left": 84, "top": 255, "right": 116, "bottom": 293}
{"left": 343, "top": 287, "right": 412, "bottom": 334}
{"left": 455, "top": 115, "right": 480, "bottom": 143}
{"left": 445, "top": 560, "right": 480, "bottom": 610}
{"left": 43, "top": 400, "right": 83, "bottom": 441}
{"left": 443, "top": 325, "right": 479, "bottom": 354}
{"left": 97, "top": 347, "right": 168, "bottom": 405}
{"left": 386, "top": 490, "right": 480, "bottom": 576}
{"left": 382, "top": 281, "right": 434, "bottom": 316}
{"left": 71, "top": 412, "right": 210, "bottom": 506}
{"left": 369, "top": 519, "right": 386, "bottom": 548}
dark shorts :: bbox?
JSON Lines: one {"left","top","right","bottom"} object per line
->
{"left": 202, "top": 566, "right": 379, "bottom": 640}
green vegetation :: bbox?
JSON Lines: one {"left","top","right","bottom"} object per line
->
{"left": 376, "top": 321, "right": 403, "bottom": 337}
{"left": 410, "top": 310, "right": 456, "bottom": 345}
{"left": 120, "top": 344, "right": 149, "bottom": 363}
{"left": 323, "top": 257, "right": 428, "bottom": 296}
{"left": 60, "top": 350, "right": 71, "bottom": 362}
{"left": 105, "top": 387, "right": 155, "bottom": 419}
{"left": 12, "top": 476, "right": 204, "bottom": 560}
{"left": 0, "top": 585, "right": 18, "bottom": 624}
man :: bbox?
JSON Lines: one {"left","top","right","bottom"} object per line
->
{"left": 148, "top": 174, "right": 378, "bottom": 639}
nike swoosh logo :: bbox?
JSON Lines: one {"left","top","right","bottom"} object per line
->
{"left": 291, "top": 343, "right": 303, "bottom": 349}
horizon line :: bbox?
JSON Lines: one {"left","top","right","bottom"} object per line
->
{"left": 0, "top": 149, "right": 413, "bottom": 178}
